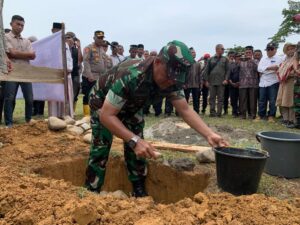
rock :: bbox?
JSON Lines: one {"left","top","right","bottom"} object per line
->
{"left": 0, "top": 142, "right": 3, "bottom": 149}
{"left": 195, "top": 149, "right": 215, "bottom": 163}
{"left": 85, "top": 129, "right": 92, "bottom": 134}
{"left": 111, "top": 190, "right": 128, "bottom": 199}
{"left": 48, "top": 117, "right": 67, "bottom": 131}
{"left": 72, "top": 202, "right": 98, "bottom": 225}
{"left": 81, "top": 123, "right": 91, "bottom": 131}
{"left": 99, "top": 191, "right": 109, "bottom": 197}
{"left": 83, "top": 133, "right": 92, "bottom": 144}
{"left": 67, "top": 125, "right": 84, "bottom": 135}
{"left": 75, "top": 120, "right": 84, "bottom": 126}
{"left": 169, "top": 158, "right": 195, "bottom": 171}
{"left": 64, "top": 116, "right": 76, "bottom": 125}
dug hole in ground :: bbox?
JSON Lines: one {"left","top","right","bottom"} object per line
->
{"left": 0, "top": 118, "right": 299, "bottom": 225}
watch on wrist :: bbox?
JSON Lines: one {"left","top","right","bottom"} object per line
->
{"left": 127, "top": 135, "right": 140, "bottom": 149}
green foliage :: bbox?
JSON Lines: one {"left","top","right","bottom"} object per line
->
{"left": 271, "top": 0, "right": 300, "bottom": 43}
{"left": 77, "top": 187, "right": 88, "bottom": 199}
{"left": 226, "top": 45, "right": 245, "bottom": 55}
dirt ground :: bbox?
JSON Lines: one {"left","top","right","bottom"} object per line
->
{"left": 144, "top": 117, "right": 253, "bottom": 146}
{"left": 0, "top": 121, "right": 299, "bottom": 224}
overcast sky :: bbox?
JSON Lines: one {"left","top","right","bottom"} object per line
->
{"left": 3, "top": 0, "right": 299, "bottom": 58}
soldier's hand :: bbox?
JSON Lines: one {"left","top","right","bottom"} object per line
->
{"left": 206, "top": 132, "right": 229, "bottom": 148}
{"left": 134, "top": 139, "right": 157, "bottom": 159}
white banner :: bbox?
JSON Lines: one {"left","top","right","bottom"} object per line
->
{"left": 17, "top": 31, "right": 64, "bottom": 101}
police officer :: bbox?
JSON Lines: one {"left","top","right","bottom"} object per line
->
{"left": 85, "top": 40, "right": 229, "bottom": 197}
{"left": 82, "top": 31, "right": 112, "bottom": 116}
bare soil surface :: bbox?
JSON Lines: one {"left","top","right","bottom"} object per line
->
{"left": 0, "top": 121, "right": 299, "bottom": 224}
{"left": 144, "top": 117, "right": 253, "bottom": 146}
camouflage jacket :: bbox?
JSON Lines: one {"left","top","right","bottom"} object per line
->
{"left": 89, "top": 57, "right": 185, "bottom": 120}
{"left": 82, "top": 43, "right": 113, "bottom": 81}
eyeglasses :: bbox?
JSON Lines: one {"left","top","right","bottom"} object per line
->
{"left": 267, "top": 47, "right": 275, "bottom": 51}
{"left": 65, "top": 36, "right": 72, "bottom": 39}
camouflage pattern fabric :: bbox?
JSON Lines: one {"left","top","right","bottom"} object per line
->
{"left": 85, "top": 57, "right": 185, "bottom": 192}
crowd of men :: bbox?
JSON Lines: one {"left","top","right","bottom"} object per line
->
{"left": 1, "top": 14, "right": 300, "bottom": 130}
{"left": 3, "top": 14, "right": 300, "bottom": 197}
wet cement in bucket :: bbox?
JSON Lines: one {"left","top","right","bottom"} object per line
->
{"left": 33, "top": 154, "right": 210, "bottom": 203}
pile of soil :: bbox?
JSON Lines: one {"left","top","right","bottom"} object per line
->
{"left": 0, "top": 121, "right": 299, "bottom": 224}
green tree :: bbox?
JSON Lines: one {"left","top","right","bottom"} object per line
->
{"left": 226, "top": 45, "right": 245, "bottom": 55}
{"left": 271, "top": 0, "right": 300, "bottom": 43}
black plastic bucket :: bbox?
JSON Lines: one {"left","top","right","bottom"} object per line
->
{"left": 256, "top": 131, "right": 300, "bottom": 178}
{"left": 214, "top": 147, "right": 269, "bottom": 195}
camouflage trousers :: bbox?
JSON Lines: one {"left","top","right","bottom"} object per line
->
{"left": 294, "top": 77, "right": 300, "bottom": 125}
{"left": 85, "top": 109, "right": 147, "bottom": 192}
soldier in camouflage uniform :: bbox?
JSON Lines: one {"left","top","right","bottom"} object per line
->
{"left": 85, "top": 40, "right": 229, "bottom": 197}
{"left": 82, "top": 31, "right": 113, "bottom": 116}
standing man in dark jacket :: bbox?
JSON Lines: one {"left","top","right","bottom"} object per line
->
{"left": 200, "top": 54, "right": 210, "bottom": 114}
{"left": 229, "top": 53, "right": 241, "bottom": 117}
{"left": 184, "top": 47, "right": 202, "bottom": 113}
{"left": 203, "top": 44, "right": 230, "bottom": 117}
{"left": 239, "top": 47, "right": 259, "bottom": 119}
{"left": 65, "top": 32, "right": 83, "bottom": 113}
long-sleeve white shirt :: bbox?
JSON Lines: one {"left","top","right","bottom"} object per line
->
{"left": 257, "top": 55, "right": 284, "bottom": 87}
{"left": 110, "top": 54, "right": 125, "bottom": 67}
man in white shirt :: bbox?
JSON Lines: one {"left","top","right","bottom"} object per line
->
{"left": 257, "top": 42, "right": 284, "bottom": 122}
{"left": 137, "top": 44, "right": 145, "bottom": 60}
{"left": 110, "top": 41, "right": 124, "bottom": 67}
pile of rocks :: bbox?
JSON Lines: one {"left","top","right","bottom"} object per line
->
{"left": 48, "top": 116, "right": 92, "bottom": 144}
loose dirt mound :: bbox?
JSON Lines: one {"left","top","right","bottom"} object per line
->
{"left": 0, "top": 121, "right": 299, "bottom": 224}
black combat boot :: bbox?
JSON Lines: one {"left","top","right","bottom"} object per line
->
{"left": 132, "top": 179, "right": 148, "bottom": 198}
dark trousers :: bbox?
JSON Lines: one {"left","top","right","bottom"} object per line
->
{"left": 165, "top": 98, "right": 173, "bottom": 115}
{"left": 223, "top": 85, "right": 230, "bottom": 113}
{"left": 82, "top": 77, "right": 96, "bottom": 105}
{"left": 201, "top": 86, "right": 209, "bottom": 113}
{"left": 143, "top": 105, "right": 151, "bottom": 115}
{"left": 33, "top": 101, "right": 45, "bottom": 116}
{"left": 258, "top": 83, "right": 279, "bottom": 118}
{"left": 184, "top": 88, "right": 200, "bottom": 113}
{"left": 72, "top": 76, "right": 81, "bottom": 103}
{"left": 209, "top": 85, "right": 225, "bottom": 116}
{"left": 153, "top": 98, "right": 163, "bottom": 116}
{"left": 0, "top": 82, "right": 17, "bottom": 123}
{"left": 239, "top": 88, "right": 258, "bottom": 119}
{"left": 0, "top": 82, "right": 4, "bottom": 124}
{"left": 4, "top": 82, "right": 33, "bottom": 125}
{"left": 229, "top": 87, "right": 239, "bottom": 116}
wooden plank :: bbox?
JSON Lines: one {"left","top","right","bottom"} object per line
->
{"left": 61, "top": 23, "right": 70, "bottom": 116}
{"left": 113, "top": 138, "right": 210, "bottom": 153}
{"left": 0, "top": 63, "right": 64, "bottom": 83}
